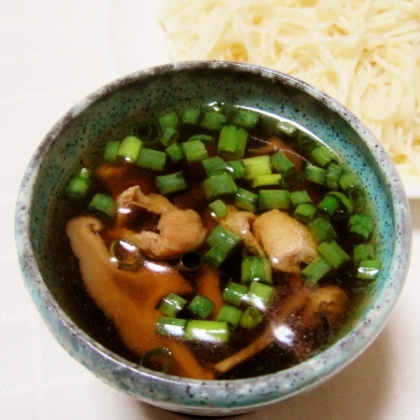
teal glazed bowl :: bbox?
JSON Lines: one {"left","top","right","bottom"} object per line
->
{"left": 15, "top": 61, "right": 411, "bottom": 416}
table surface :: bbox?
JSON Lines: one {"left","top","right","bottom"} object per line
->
{"left": 2, "top": 1, "right": 419, "bottom": 419}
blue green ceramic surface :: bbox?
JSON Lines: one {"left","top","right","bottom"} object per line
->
{"left": 15, "top": 61, "right": 411, "bottom": 416}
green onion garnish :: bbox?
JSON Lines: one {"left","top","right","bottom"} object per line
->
{"left": 200, "top": 111, "right": 226, "bottom": 131}
{"left": 239, "top": 307, "right": 263, "bottom": 329}
{"left": 290, "top": 190, "right": 312, "bottom": 207}
{"left": 187, "top": 295, "right": 215, "bottom": 319}
{"left": 353, "top": 243, "right": 375, "bottom": 266}
{"left": 304, "top": 163, "right": 326, "bottom": 185}
{"left": 311, "top": 145, "right": 335, "bottom": 167}
{"left": 222, "top": 281, "right": 248, "bottom": 306}
{"left": 218, "top": 125, "right": 248, "bottom": 159}
{"left": 209, "top": 199, "right": 228, "bottom": 220}
{"left": 246, "top": 282, "right": 275, "bottom": 311}
{"left": 216, "top": 304, "right": 243, "bottom": 329}
{"left": 357, "top": 260, "right": 382, "bottom": 280}
{"left": 88, "top": 193, "right": 117, "bottom": 218}
{"left": 159, "top": 127, "right": 179, "bottom": 147}
{"left": 136, "top": 148, "right": 167, "bottom": 172}
{"left": 165, "top": 142, "right": 184, "bottom": 162}
{"left": 181, "top": 139, "right": 208, "bottom": 162}
{"left": 317, "top": 240, "right": 351, "bottom": 269}
{"left": 117, "top": 135, "right": 143, "bottom": 163}
{"left": 241, "top": 255, "right": 272, "bottom": 284}
{"left": 159, "top": 111, "right": 179, "bottom": 129}
{"left": 140, "top": 347, "right": 173, "bottom": 373}
{"left": 155, "top": 171, "right": 187, "bottom": 195}
{"left": 232, "top": 108, "right": 260, "bottom": 129}
{"left": 202, "top": 171, "right": 238, "bottom": 200}
{"left": 294, "top": 203, "right": 317, "bottom": 223}
{"left": 184, "top": 320, "right": 230, "bottom": 343}
{"left": 181, "top": 108, "right": 201, "bottom": 125}
{"left": 103, "top": 140, "right": 120, "bottom": 163}
{"left": 234, "top": 188, "right": 258, "bottom": 212}
{"left": 308, "top": 217, "right": 337, "bottom": 243}
{"left": 206, "top": 225, "right": 242, "bottom": 254}
{"left": 302, "top": 256, "right": 331, "bottom": 286}
{"left": 159, "top": 293, "right": 188, "bottom": 318}
{"left": 202, "top": 156, "right": 227, "bottom": 176}
{"left": 155, "top": 317, "right": 187, "bottom": 338}
{"left": 259, "top": 189, "right": 290, "bottom": 211}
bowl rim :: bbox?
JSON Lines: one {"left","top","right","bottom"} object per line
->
{"left": 15, "top": 60, "right": 412, "bottom": 413}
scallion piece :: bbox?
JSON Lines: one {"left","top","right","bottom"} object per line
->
{"left": 251, "top": 173, "right": 281, "bottom": 188}
{"left": 89, "top": 193, "right": 117, "bottom": 218}
{"left": 165, "top": 142, "right": 184, "bottom": 162}
{"left": 349, "top": 213, "right": 373, "bottom": 241}
{"left": 159, "top": 127, "right": 179, "bottom": 147}
{"left": 259, "top": 189, "right": 290, "bottom": 211}
{"left": 339, "top": 171, "right": 359, "bottom": 192}
{"left": 103, "top": 140, "right": 120, "bottom": 163}
{"left": 226, "top": 160, "right": 246, "bottom": 179}
{"left": 239, "top": 307, "right": 263, "bottom": 329}
{"left": 216, "top": 304, "right": 243, "bottom": 328}
{"left": 155, "top": 317, "right": 187, "bottom": 338}
{"left": 246, "top": 282, "right": 275, "bottom": 311}
{"left": 206, "top": 225, "right": 242, "bottom": 254}
{"left": 200, "top": 111, "right": 226, "bottom": 131}
{"left": 325, "top": 162, "right": 343, "bottom": 190}
{"left": 117, "top": 135, "right": 143, "bottom": 163}
{"left": 290, "top": 190, "right": 312, "bottom": 207}
{"left": 311, "top": 145, "right": 335, "bottom": 167}
{"left": 317, "top": 194, "right": 340, "bottom": 216}
{"left": 184, "top": 320, "right": 230, "bottom": 343}
{"left": 242, "top": 155, "right": 272, "bottom": 180}
{"left": 209, "top": 199, "right": 228, "bottom": 220}
{"left": 317, "top": 240, "right": 351, "bottom": 269}
{"left": 277, "top": 120, "right": 297, "bottom": 137}
{"left": 357, "top": 260, "right": 382, "bottom": 280}
{"left": 302, "top": 256, "right": 331, "bottom": 286}
{"left": 241, "top": 256, "right": 272, "bottom": 284}
{"left": 202, "top": 171, "right": 238, "bottom": 200}
{"left": 159, "top": 111, "right": 179, "bottom": 129}
{"left": 354, "top": 243, "right": 375, "bottom": 266}
{"left": 181, "top": 107, "right": 201, "bottom": 125}
{"left": 187, "top": 134, "right": 215, "bottom": 144}
{"left": 327, "top": 191, "right": 354, "bottom": 216}
{"left": 234, "top": 188, "right": 258, "bottom": 212}
{"left": 232, "top": 108, "right": 260, "bottom": 129}
{"left": 349, "top": 224, "right": 370, "bottom": 242}
{"left": 159, "top": 293, "right": 188, "bottom": 318}
{"left": 66, "top": 172, "right": 90, "bottom": 198}
{"left": 308, "top": 217, "right": 337, "bottom": 243}
{"left": 222, "top": 281, "right": 248, "bottom": 306}
{"left": 270, "top": 151, "right": 295, "bottom": 176}
{"left": 140, "top": 347, "right": 173, "bottom": 373}
{"left": 155, "top": 171, "right": 187, "bottom": 195}
{"left": 136, "top": 148, "right": 167, "bottom": 172}
{"left": 181, "top": 139, "right": 208, "bottom": 162}
{"left": 218, "top": 125, "right": 248, "bottom": 159}
{"left": 304, "top": 163, "right": 326, "bottom": 185}
{"left": 294, "top": 203, "right": 317, "bottom": 223}
{"left": 202, "top": 156, "right": 227, "bottom": 176}
{"left": 205, "top": 246, "right": 228, "bottom": 267}
{"left": 187, "top": 295, "right": 215, "bottom": 319}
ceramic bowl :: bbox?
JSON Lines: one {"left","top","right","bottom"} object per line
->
{"left": 15, "top": 61, "right": 411, "bottom": 416}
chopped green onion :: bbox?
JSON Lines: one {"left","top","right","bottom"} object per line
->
{"left": 218, "top": 125, "right": 248, "bottom": 159}
{"left": 234, "top": 188, "right": 258, "bottom": 212}
{"left": 297, "top": 132, "right": 317, "bottom": 151}
{"left": 117, "top": 135, "right": 143, "bottom": 163}
{"left": 311, "top": 145, "right": 335, "bottom": 167}
{"left": 241, "top": 256, "right": 272, "bottom": 284}
{"left": 246, "top": 282, "right": 275, "bottom": 311}
{"left": 226, "top": 160, "right": 246, "bottom": 179}
{"left": 181, "top": 139, "right": 208, "bottom": 162}
{"left": 242, "top": 155, "right": 272, "bottom": 180}
{"left": 317, "top": 194, "right": 340, "bottom": 216}
{"left": 209, "top": 199, "right": 228, "bottom": 220}
{"left": 202, "top": 156, "right": 227, "bottom": 176}
{"left": 66, "top": 173, "right": 90, "bottom": 198}
{"left": 354, "top": 243, "right": 375, "bottom": 266}
{"left": 187, "top": 134, "right": 215, "bottom": 144}
{"left": 216, "top": 304, "right": 243, "bottom": 328}
{"left": 317, "top": 240, "right": 351, "bottom": 269}
{"left": 159, "top": 293, "right": 188, "bottom": 318}
{"left": 349, "top": 213, "right": 374, "bottom": 234}
{"left": 294, "top": 203, "right": 317, "bottom": 223}
{"left": 165, "top": 142, "right": 184, "bottom": 162}
{"left": 349, "top": 224, "right": 371, "bottom": 242}
{"left": 222, "top": 281, "right": 248, "bottom": 306}
{"left": 206, "top": 225, "right": 242, "bottom": 254}
{"left": 159, "top": 127, "right": 179, "bottom": 147}
{"left": 277, "top": 120, "right": 297, "bottom": 137}
{"left": 202, "top": 171, "right": 238, "bottom": 200}
{"left": 239, "top": 307, "right": 263, "bottom": 329}
{"left": 159, "top": 111, "right": 179, "bottom": 129}
{"left": 304, "top": 163, "right": 326, "bottom": 185}
{"left": 302, "top": 256, "right": 331, "bottom": 286}
{"left": 140, "top": 347, "right": 174, "bottom": 373}
{"left": 109, "top": 238, "right": 141, "bottom": 270}
{"left": 290, "top": 190, "right": 312, "bottom": 207}
{"left": 251, "top": 173, "right": 281, "bottom": 188}
{"left": 259, "top": 189, "right": 290, "bottom": 211}
{"left": 155, "top": 171, "right": 187, "bottom": 195}
{"left": 200, "top": 111, "right": 226, "bottom": 131}
{"left": 136, "top": 148, "right": 167, "bottom": 172}
{"left": 357, "top": 260, "right": 382, "bottom": 280}
{"left": 232, "top": 108, "right": 260, "bottom": 129}
{"left": 325, "top": 162, "right": 343, "bottom": 190}
{"left": 270, "top": 151, "right": 295, "bottom": 176}
{"left": 88, "top": 193, "right": 117, "bottom": 218}
{"left": 103, "top": 140, "right": 120, "bottom": 163}
{"left": 184, "top": 320, "right": 230, "bottom": 343}
{"left": 339, "top": 171, "right": 359, "bottom": 191}
{"left": 181, "top": 108, "right": 201, "bottom": 125}
{"left": 155, "top": 317, "right": 187, "bottom": 338}
{"left": 205, "top": 246, "right": 228, "bottom": 267}
{"left": 326, "top": 191, "right": 354, "bottom": 216}
{"left": 308, "top": 217, "right": 337, "bottom": 243}
{"left": 187, "top": 295, "right": 215, "bottom": 319}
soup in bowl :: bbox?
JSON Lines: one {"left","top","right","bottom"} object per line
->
{"left": 15, "top": 61, "right": 411, "bottom": 416}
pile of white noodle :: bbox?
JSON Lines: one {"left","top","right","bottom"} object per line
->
{"left": 157, "top": 0, "right": 420, "bottom": 191}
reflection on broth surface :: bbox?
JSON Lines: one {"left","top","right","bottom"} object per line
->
{"left": 47, "top": 104, "right": 381, "bottom": 380}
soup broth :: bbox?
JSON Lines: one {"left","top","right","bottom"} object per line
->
{"left": 47, "top": 104, "right": 380, "bottom": 380}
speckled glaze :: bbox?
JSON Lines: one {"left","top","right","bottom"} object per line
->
{"left": 15, "top": 61, "right": 411, "bottom": 416}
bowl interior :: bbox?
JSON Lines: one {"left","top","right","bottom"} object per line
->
{"left": 16, "top": 61, "right": 411, "bottom": 415}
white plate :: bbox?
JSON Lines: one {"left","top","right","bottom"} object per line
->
{"left": 102, "top": 0, "right": 420, "bottom": 199}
